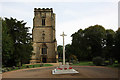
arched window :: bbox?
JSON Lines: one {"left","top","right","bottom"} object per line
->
{"left": 42, "top": 48, "right": 47, "bottom": 54}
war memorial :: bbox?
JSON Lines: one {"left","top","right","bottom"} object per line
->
{"left": 1, "top": 8, "right": 118, "bottom": 80}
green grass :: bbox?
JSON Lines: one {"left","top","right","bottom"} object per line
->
{"left": 106, "top": 64, "right": 119, "bottom": 68}
{"left": 43, "top": 64, "right": 53, "bottom": 67}
{"left": 72, "top": 61, "right": 119, "bottom": 68}
{"left": 104, "top": 60, "right": 118, "bottom": 64}
{"left": 103, "top": 60, "right": 119, "bottom": 68}
{"left": 72, "top": 61, "right": 95, "bottom": 66}
{"left": 3, "top": 63, "right": 53, "bottom": 72}
{"left": 23, "top": 64, "right": 41, "bottom": 68}
{"left": 22, "top": 64, "right": 53, "bottom": 68}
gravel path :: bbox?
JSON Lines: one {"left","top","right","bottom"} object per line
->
{"left": 2, "top": 65, "right": 118, "bottom": 78}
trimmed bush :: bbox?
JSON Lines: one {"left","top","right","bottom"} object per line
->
{"left": 92, "top": 57, "right": 104, "bottom": 66}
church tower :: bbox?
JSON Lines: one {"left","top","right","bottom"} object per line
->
{"left": 30, "top": 8, "right": 58, "bottom": 63}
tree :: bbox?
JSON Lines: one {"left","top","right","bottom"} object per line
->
{"left": 57, "top": 45, "right": 63, "bottom": 60}
{"left": 114, "top": 28, "right": 120, "bottom": 63}
{"left": 103, "top": 29, "right": 115, "bottom": 60}
{"left": 71, "top": 29, "right": 91, "bottom": 61}
{"left": 2, "top": 18, "right": 14, "bottom": 67}
{"left": 84, "top": 25, "right": 106, "bottom": 59}
{"left": 65, "top": 44, "right": 73, "bottom": 61}
{"left": 71, "top": 25, "right": 106, "bottom": 61}
{"left": 2, "top": 17, "right": 33, "bottom": 66}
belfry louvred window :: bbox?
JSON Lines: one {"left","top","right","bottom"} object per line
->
{"left": 42, "top": 19, "right": 45, "bottom": 26}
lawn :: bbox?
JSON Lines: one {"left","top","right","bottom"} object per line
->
{"left": 72, "top": 61, "right": 95, "bottom": 66}
{"left": 72, "top": 61, "right": 119, "bottom": 68}
{"left": 2, "top": 63, "right": 53, "bottom": 72}
{"left": 22, "top": 63, "right": 53, "bottom": 68}
{"left": 106, "top": 64, "right": 119, "bottom": 68}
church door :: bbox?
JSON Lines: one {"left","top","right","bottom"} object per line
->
{"left": 41, "top": 43, "right": 47, "bottom": 63}
{"left": 42, "top": 57, "right": 46, "bottom": 63}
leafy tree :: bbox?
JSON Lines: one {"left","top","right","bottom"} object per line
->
{"left": 84, "top": 25, "right": 106, "bottom": 59}
{"left": 65, "top": 44, "right": 73, "bottom": 61}
{"left": 103, "top": 29, "right": 115, "bottom": 60}
{"left": 2, "top": 18, "right": 14, "bottom": 66}
{"left": 114, "top": 28, "right": 120, "bottom": 63}
{"left": 71, "top": 29, "right": 91, "bottom": 61}
{"left": 2, "top": 17, "right": 33, "bottom": 66}
{"left": 57, "top": 45, "right": 63, "bottom": 60}
{"left": 71, "top": 25, "right": 106, "bottom": 61}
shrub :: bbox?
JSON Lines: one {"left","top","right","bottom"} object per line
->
{"left": 70, "top": 60, "right": 79, "bottom": 64}
{"left": 108, "top": 59, "right": 114, "bottom": 65}
{"left": 92, "top": 57, "right": 104, "bottom": 66}
{"left": 33, "top": 65, "right": 35, "bottom": 68}
{"left": 12, "top": 66, "right": 16, "bottom": 69}
{"left": 26, "top": 66, "right": 29, "bottom": 68}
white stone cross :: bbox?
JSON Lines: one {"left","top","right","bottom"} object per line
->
{"left": 60, "top": 32, "right": 67, "bottom": 65}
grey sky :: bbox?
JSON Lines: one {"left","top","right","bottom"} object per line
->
{"left": 119, "top": 1, "right": 120, "bottom": 27}
{"left": 0, "top": 0, "right": 119, "bottom": 45}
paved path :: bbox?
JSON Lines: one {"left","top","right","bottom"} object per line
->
{"left": 2, "top": 65, "right": 118, "bottom": 78}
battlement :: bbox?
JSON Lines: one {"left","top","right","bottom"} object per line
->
{"left": 34, "top": 8, "right": 53, "bottom": 12}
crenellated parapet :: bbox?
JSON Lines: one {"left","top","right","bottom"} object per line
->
{"left": 34, "top": 8, "right": 53, "bottom": 12}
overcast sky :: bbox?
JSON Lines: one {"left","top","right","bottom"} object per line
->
{"left": 0, "top": 0, "right": 119, "bottom": 45}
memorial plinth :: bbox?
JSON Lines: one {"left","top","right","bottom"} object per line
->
{"left": 52, "top": 62, "right": 79, "bottom": 74}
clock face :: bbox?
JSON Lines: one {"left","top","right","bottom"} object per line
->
{"left": 41, "top": 13, "right": 46, "bottom": 18}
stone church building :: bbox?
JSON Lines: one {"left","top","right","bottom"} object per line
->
{"left": 30, "top": 8, "right": 58, "bottom": 63}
